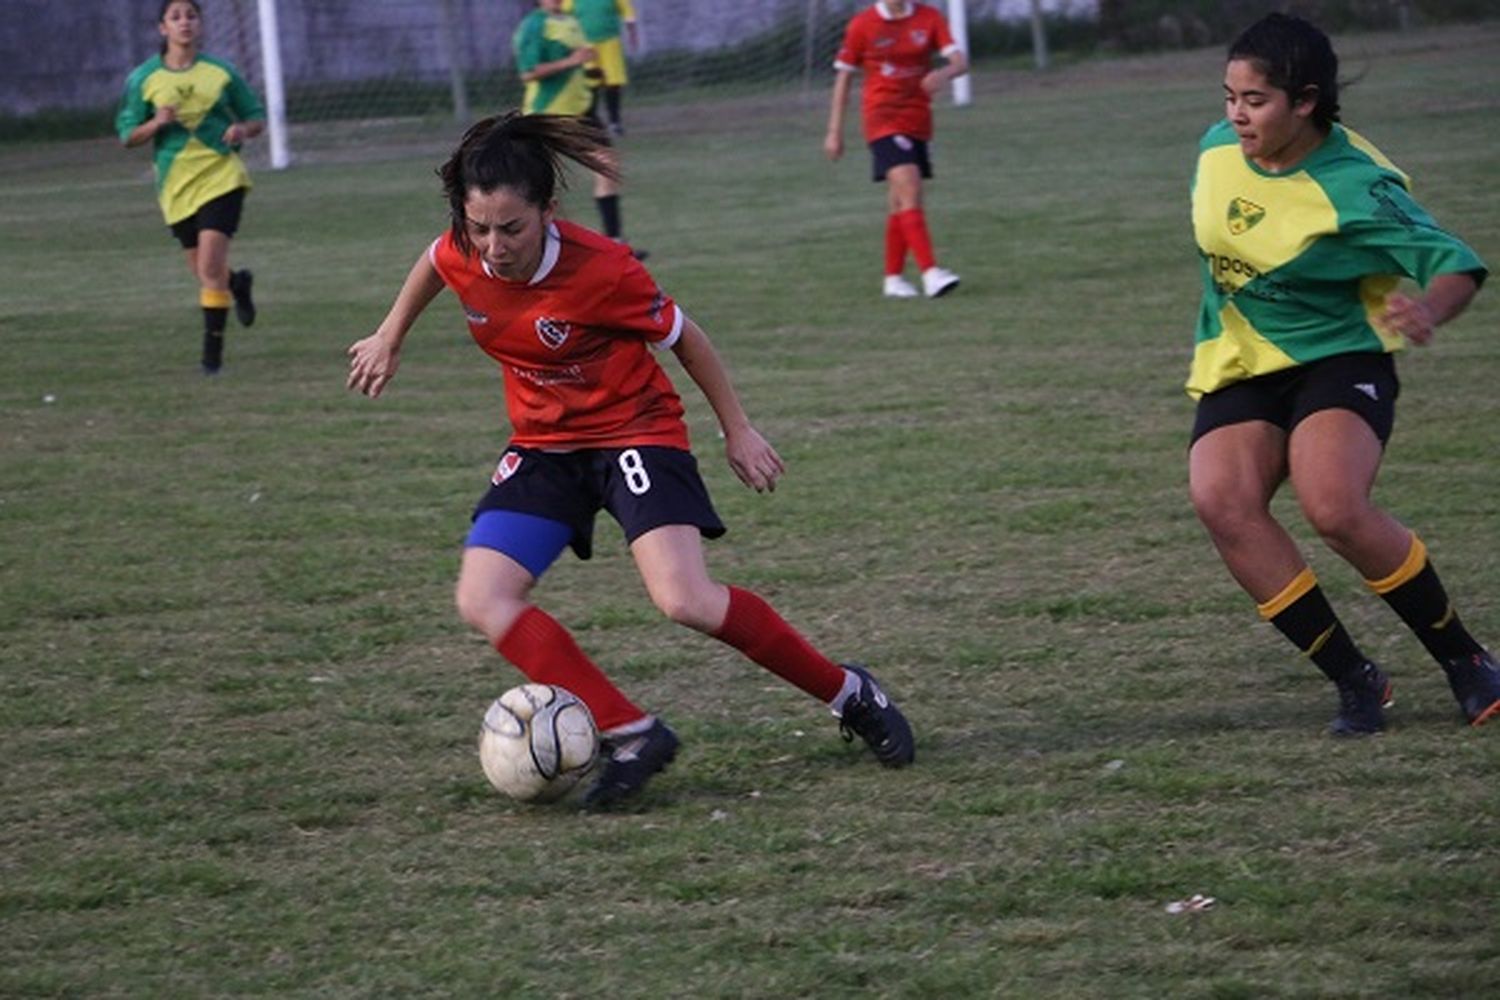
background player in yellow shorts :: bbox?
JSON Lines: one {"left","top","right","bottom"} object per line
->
{"left": 563, "top": 0, "right": 638, "bottom": 136}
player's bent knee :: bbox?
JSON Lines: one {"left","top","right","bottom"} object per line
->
{"left": 454, "top": 586, "right": 525, "bottom": 643}
{"left": 1300, "top": 496, "right": 1369, "bottom": 546}
{"left": 649, "top": 588, "right": 719, "bottom": 632}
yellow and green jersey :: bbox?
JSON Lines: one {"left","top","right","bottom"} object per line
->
{"left": 116, "top": 54, "right": 264, "bottom": 225}
{"left": 1188, "top": 120, "right": 1486, "bottom": 398}
{"left": 562, "top": 0, "right": 635, "bottom": 43}
{"left": 513, "top": 10, "right": 594, "bottom": 116}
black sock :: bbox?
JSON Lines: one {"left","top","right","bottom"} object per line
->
{"left": 605, "top": 87, "right": 622, "bottom": 128}
{"left": 1377, "top": 559, "right": 1482, "bottom": 663}
{"left": 595, "top": 195, "right": 621, "bottom": 239}
{"left": 202, "top": 306, "right": 228, "bottom": 370}
{"left": 1261, "top": 572, "right": 1368, "bottom": 682}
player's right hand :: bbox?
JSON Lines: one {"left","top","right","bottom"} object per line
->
{"left": 346, "top": 333, "right": 400, "bottom": 398}
{"left": 823, "top": 132, "right": 843, "bottom": 162}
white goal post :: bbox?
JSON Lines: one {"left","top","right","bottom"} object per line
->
{"left": 254, "top": 0, "right": 290, "bottom": 170}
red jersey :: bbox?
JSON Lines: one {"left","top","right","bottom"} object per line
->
{"left": 834, "top": 2, "right": 958, "bottom": 143}
{"left": 428, "top": 219, "right": 689, "bottom": 450}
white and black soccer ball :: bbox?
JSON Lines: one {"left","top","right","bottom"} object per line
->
{"left": 478, "top": 684, "right": 599, "bottom": 803}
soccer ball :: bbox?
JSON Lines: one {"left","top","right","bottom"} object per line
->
{"left": 478, "top": 684, "right": 599, "bottom": 803}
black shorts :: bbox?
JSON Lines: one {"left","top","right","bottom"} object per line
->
{"left": 472, "top": 445, "right": 726, "bottom": 561}
{"left": 1191, "top": 352, "right": 1400, "bottom": 447}
{"left": 168, "top": 187, "right": 247, "bottom": 249}
{"left": 870, "top": 134, "right": 932, "bottom": 182}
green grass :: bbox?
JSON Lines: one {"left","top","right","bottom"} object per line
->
{"left": 3, "top": 24, "right": 1499, "bottom": 998}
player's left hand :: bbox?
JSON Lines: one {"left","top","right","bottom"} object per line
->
{"left": 1383, "top": 292, "right": 1437, "bottom": 346}
{"left": 725, "top": 426, "right": 785, "bottom": 493}
{"left": 346, "top": 332, "right": 401, "bottom": 398}
{"left": 920, "top": 70, "right": 947, "bottom": 95}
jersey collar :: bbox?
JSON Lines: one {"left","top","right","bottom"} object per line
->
{"left": 876, "top": 2, "right": 911, "bottom": 20}
{"left": 528, "top": 222, "right": 562, "bottom": 285}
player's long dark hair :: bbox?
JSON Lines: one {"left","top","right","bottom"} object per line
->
{"left": 440, "top": 112, "right": 620, "bottom": 256}
{"left": 1228, "top": 13, "right": 1341, "bottom": 131}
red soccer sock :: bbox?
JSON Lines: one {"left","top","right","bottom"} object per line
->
{"left": 712, "top": 586, "right": 846, "bottom": 702}
{"left": 894, "top": 208, "right": 937, "bottom": 271}
{"left": 496, "top": 606, "right": 645, "bottom": 732}
{"left": 885, "top": 213, "right": 908, "bottom": 276}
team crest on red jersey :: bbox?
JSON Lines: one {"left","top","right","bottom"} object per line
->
{"left": 492, "top": 451, "right": 523, "bottom": 485}
{"left": 535, "top": 317, "right": 571, "bottom": 350}
{"left": 910, "top": 29, "right": 929, "bottom": 45}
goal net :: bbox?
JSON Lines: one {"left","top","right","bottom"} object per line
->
{"left": 172, "top": 1, "right": 1090, "bottom": 167}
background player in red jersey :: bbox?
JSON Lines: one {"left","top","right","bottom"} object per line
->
{"left": 824, "top": 1, "right": 967, "bottom": 299}
{"left": 346, "top": 113, "right": 915, "bottom": 808}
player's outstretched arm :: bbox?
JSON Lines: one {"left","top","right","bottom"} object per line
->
{"left": 1382, "top": 272, "right": 1479, "bottom": 347}
{"left": 671, "top": 318, "right": 785, "bottom": 493}
{"left": 347, "top": 252, "right": 446, "bottom": 398}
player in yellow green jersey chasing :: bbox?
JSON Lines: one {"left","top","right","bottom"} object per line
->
{"left": 1186, "top": 13, "right": 1500, "bottom": 735}
{"left": 513, "top": 0, "right": 642, "bottom": 258}
{"left": 116, "top": 0, "right": 264, "bottom": 375}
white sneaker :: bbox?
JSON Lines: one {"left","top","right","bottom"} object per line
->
{"left": 883, "top": 275, "right": 919, "bottom": 298}
{"left": 921, "top": 266, "right": 960, "bottom": 298}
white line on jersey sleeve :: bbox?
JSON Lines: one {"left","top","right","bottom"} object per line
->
{"left": 650, "top": 305, "right": 685, "bottom": 352}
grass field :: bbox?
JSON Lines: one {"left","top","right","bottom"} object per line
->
{"left": 3, "top": 22, "right": 1499, "bottom": 998}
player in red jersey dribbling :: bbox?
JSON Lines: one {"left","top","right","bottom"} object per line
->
{"left": 347, "top": 113, "right": 915, "bottom": 808}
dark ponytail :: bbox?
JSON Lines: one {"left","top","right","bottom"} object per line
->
{"left": 440, "top": 112, "right": 619, "bottom": 255}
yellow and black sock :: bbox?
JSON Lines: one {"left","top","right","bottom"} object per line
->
{"left": 200, "top": 288, "right": 230, "bottom": 371}
{"left": 1258, "top": 568, "right": 1367, "bottom": 682}
{"left": 1367, "top": 534, "right": 1482, "bottom": 664}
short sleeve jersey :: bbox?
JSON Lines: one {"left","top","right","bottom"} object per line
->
{"left": 834, "top": 2, "right": 958, "bottom": 143}
{"left": 428, "top": 220, "right": 689, "bottom": 450}
{"left": 1187, "top": 120, "right": 1487, "bottom": 399}
{"left": 513, "top": 9, "right": 595, "bottom": 116}
{"left": 115, "top": 54, "right": 264, "bottom": 224}
{"left": 562, "top": 0, "right": 635, "bottom": 43}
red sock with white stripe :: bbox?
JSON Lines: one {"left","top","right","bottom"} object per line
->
{"left": 496, "top": 606, "right": 645, "bottom": 731}
{"left": 711, "top": 586, "right": 846, "bottom": 702}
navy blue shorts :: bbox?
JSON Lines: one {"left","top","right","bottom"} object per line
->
{"left": 1191, "top": 352, "right": 1400, "bottom": 447}
{"left": 169, "top": 187, "right": 247, "bottom": 248}
{"left": 870, "top": 134, "right": 932, "bottom": 182}
{"left": 470, "top": 445, "right": 726, "bottom": 564}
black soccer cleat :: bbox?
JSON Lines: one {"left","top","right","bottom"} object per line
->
{"left": 1440, "top": 650, "right": 1500, "bottom": 727}
{"left": 835, "top": 664, "right": 915, "bottom": 767}
{"left": 1329, "top": 662, "right": 1393, "bottom": 737}
{"left": 582, "top": 718, "right": 679, "bottom": 810}
{"left": 229, "top": 268, "right": 256, "bottom": 327}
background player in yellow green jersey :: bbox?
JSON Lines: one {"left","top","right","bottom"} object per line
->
{"left": 1186, "top": 13, "right": 1499, "bottom": 736}
{"left": 116, "top": 0, "right": 264, "bottom": 375}
{"left": 563, "top": 0, "right": 638, "bottom": 136}
{"left": 513, "top": 0, "right": 642, "bottom": 257}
